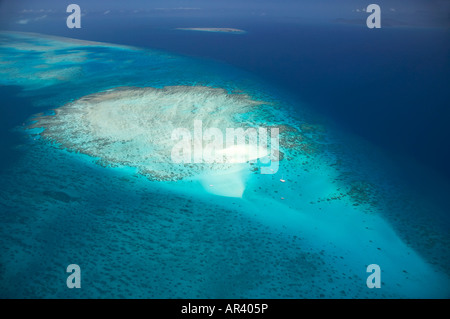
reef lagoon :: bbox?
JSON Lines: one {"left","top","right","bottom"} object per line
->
{"left": 0, "top": 31, "right": 449, "bottom": 298}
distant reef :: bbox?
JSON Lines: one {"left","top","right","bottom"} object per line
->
{"left": 175, "top": 28, "right": 246, "bottom": 34}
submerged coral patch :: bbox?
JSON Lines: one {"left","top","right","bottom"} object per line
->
{"left": 29, "top": 85, "right": 271, "bottom": 181}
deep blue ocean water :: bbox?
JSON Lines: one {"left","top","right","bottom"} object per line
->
{"left": 1, "top": 15, "right": 449, "bottom": 298}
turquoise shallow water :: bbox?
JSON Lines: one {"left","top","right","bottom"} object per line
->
{"left": 0, "top": 31, "right": 449, "bottom": 298}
